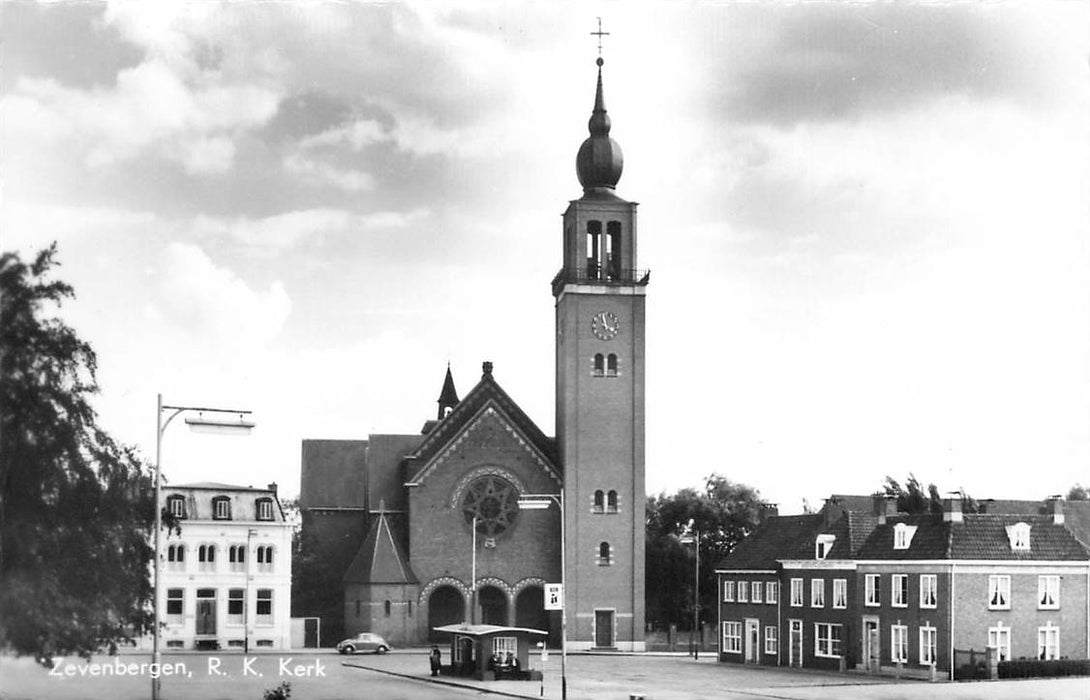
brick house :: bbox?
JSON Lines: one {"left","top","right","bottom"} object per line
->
{"left": 716, "top": 494, "right": 1090, "bottom": 678}
{"left": 855, "top": 496, "right": 1090, "bottom": 676}
{"left": 715, "top": 500, "right": 877, "bottom": 670}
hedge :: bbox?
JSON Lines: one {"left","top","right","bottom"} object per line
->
{"left": 997, "top": 658, "right": 1090, "bottom": 679}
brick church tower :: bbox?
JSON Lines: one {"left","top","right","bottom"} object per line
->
{"left": 553, "top": 55, "right": 648, "bottom": 651}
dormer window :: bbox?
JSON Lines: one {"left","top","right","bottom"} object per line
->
{"left": 167, "top": 495, "right": 187, "bottom": 519}
{"left": 213, "top": 496, "right": 232, "bottom": 520}
{"left": 815, "top": 534, "right": 836, "bottom": 560}
{"left": 1006, "top": 522, "right": 1031, "bottom": 551}
{"left": 893, "top": 523, "right": 918, "bottom": 550}
{"left": 256, "top": 498, "right": 274, "bottom": 521}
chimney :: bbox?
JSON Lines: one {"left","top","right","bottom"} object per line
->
{"left": 876, "top": 494, "right": 898, "bottom": 525}
{"left": 821, "top": 499, "right": 840, "bottom": 530}
{"left": 482, "top": 360, "right": 493, "bottom": 377}
{"left": 759, "top": 502, "right": 779, "bottom": 524}
{"left": 1047, "top": 495, "right": 1065, "bottom": 525}
{"left": 267, "top": 482, "right": 278, "bottom": 495}
{"left": 943, "top": 493, "right": 963, "bottom": 523}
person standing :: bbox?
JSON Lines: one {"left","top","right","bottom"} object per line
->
{"left": 429, "top": 645, "right": 442, "bottom": 676}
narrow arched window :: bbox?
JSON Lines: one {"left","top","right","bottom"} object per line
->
{"left": 606, "top": 221, "right": 622, "bottom": 280}
{"left": 606, "top": 354, "right": 618, "bottom": 376}
{"left": 593, "top": 354, "right": 605, "bottom": 376}
{"left": 598, "top": 542, "right": 612, "bottom": 565}
{"left": 384, "top": 600, "right": 392, "bottom": 617}
{"left": 607, "top": 490, "right": 618, "bottom": 513}
{"left": 229, "top": 544, "right": 245, "bottom": 571}
{"left": 586, "top": 220, "right": 602, "bottom": 279}
{"left": 593, "top": 490, "right": 605, "bottom": 513}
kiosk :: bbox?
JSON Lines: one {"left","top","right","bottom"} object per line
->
{"left": 432, "top": 624, "right": 546, "bottom": 681}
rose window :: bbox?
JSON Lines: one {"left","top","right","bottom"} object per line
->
{"left": 461, "top": 475, "right": 519, "bottom": 537}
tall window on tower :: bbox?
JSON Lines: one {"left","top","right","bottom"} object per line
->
{"left": 586, "top": 220, "right": 602, "bottom": 280}
{"left": 606, "top": 222, "right": 621, "bottom": 280}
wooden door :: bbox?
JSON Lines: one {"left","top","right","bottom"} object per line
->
{"left": 594, "top": 610, "right": 613, "bottom": 647}
{"left": 196, "top": 599, "right": 216, "bottom": 635}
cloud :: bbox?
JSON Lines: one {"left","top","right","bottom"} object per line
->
{"left": 299, "top": 119, "right": 387, "bottom": 151}
{"left": 4, "top": 58, "right": 279, "bottom": 173}
{"left": 156, "top": 242, "right": 291, "bottom": 348}
{"left": 282, "top": 153, "right": 376, "bottom": 192}
{"left": 705, "top": 3, "right": 1087, "bottom": 126}
{"left": 189, "top": 208, "right": 429, "bottom": 256}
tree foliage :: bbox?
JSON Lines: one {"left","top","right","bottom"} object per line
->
{"left": 0, "top": 245, "right": 157, "bottom": 663}
{"left": 882, "top": 473, "right": 979, "bottom": 514}
{"left": 1068, "top": 484, "right": 1089, "bottom": 501}
{"left": 645, "top": 474, "right": 762, "bottom": 630}
{"left": 288, "top": 502, "right": 345, "bottom": 643}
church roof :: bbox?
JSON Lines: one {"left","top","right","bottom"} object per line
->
{"left": 343, "top": 509, "right": 417, "bottom": 584}
{"left": 406, "top": 362, "right": 557, "bottom": 483}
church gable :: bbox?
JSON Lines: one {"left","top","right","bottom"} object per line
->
{"left": 406, "top": 362, "right": 558, "bottom": 486}
{"left": 408, "top": 401, "right": 561, "bottom": 488}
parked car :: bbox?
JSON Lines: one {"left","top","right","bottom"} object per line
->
{"left": 336, "top": 632, "right": 391, "bottom": 654}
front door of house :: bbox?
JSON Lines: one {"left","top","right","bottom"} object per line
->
{"left": 594, "top": 610, "right": 613, "bottom": 648}
{"left": 863, "top": 616, "right": 880, "bottom": 673}
{"left": 196, "top": 589, "right": 216, "bottom": 636}
{"left": 745, "top": 619, "right": 760, "bottom": 663}
{"left": 789, "top": 620, "right": 802, "bottom": 668}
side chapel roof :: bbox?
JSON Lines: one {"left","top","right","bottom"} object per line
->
{"left": 343, "top": 508, "right": 417, "bottom": 584}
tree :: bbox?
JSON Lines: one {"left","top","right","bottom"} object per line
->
{"left": 882, "top": 473, "right": 979, "bottom": 514}
{"left": 0, "top": 245, "right": 157, "bottom": 664}
{"left": 1067, "top": 484, "right": 1089, "bottom": 501}
{"left": 645, "top": 474, "right": 762, "bottom": 631}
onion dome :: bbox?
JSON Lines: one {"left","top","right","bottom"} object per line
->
{"left": 576, "top": 57, "right": 623, "bottom": 192}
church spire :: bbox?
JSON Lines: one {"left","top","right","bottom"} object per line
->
{"left": 436, "top": 364, "right": 459, "bottom": 419}
{"left": 575, "top": 56, "right": 624, "bottom": 194}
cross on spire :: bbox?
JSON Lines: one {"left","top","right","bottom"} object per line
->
{"left": 591, "top": 17, "right": 610, "bottom": 57}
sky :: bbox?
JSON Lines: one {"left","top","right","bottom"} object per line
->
{"left": 3, "top": 1, "right": 1088, "bottom": 514}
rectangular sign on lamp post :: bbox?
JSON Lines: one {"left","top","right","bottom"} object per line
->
{"left": 544, "top": 583, "right": 564, "bottom": 610}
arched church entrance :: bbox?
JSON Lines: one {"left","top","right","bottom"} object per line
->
{"left": 478, "top": 586, "right": 508, "bottom": 626}
{"left": 428, "top": 585, "right": 464, "bottom": 643}
{"left": 515, "top": 585, "right": 557, "bottom": 646}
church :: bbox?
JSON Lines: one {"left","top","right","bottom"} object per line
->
{"left": 298, "top": 54, "right": 648, "bottom": 652}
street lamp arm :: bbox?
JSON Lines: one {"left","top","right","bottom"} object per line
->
{"left": 160, "top": 405, "right": 253, "bottom": 437}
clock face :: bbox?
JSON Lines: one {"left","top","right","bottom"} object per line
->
{"left": 591, "top": 311, "right": 620, "bottom": 340}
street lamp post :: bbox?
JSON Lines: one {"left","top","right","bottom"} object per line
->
{"left": 517, "top": 492, "right": 566, "bottom": 700}
{"left": 153, "top": 395, "right": 253, "bottom": 700}
{"left": 680, "top": 525, "right": 700, "bottom": 660}
{"left": 245, "top": 528, "right": 256, "bottom": 654}
{"left": 470, "top": 513, "right": 477, "bottom": 625}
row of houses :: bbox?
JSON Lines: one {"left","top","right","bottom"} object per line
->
{"left": 715, "top": 494, "right": 1090, "bottom": 677}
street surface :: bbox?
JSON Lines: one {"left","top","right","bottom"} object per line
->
{"left": 0, "top": 649, "right": 1086, "bottom": 700}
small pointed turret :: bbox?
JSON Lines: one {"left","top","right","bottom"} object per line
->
{"left": 436, "top": 364, "right": 459, "bottom": 419}
{"left": 576, "top": 57, "right": 624, "bottom": 193}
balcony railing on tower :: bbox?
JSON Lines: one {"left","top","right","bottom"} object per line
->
{"left": 551, "top": 265, "right": 650, "bottom": 296}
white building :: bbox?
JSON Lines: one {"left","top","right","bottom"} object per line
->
{"left": 158, "top": 482, "right": 292, "bottom": 650}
